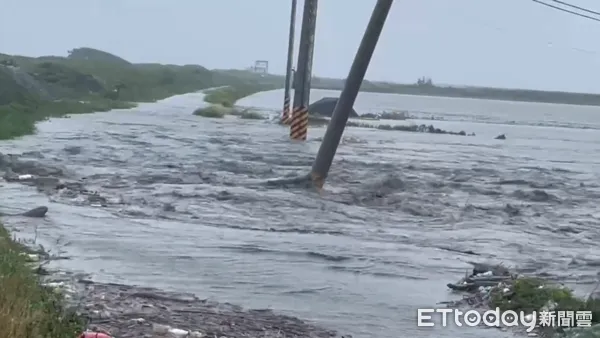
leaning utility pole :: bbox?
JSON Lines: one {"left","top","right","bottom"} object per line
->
{"left": 310, "top": 0, "right": 394, "bottom": 189}
{"left": 281, "top": 0, "right": 298, "bottom": 125}
{"left": 289, "top": 0, "right": 318, "bottom": 141}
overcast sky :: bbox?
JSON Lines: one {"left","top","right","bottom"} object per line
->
{"left": 2, "top": 0, "right": 600, "bottom": 92}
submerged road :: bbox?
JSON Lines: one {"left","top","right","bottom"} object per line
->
{"left": 1, "top": 89, "right": 600, "bottom": 338}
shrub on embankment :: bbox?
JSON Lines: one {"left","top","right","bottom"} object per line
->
{"left": 0, "top": 223, "right": 84, "bottom": 338}
{"left": 0, "top": 47, "right": 277, "bottom": 140}
{"left": 490, "top": 277, "right": 600, "bottom": 318}
{"left": 193, "top": 104, "right": 233, "bottom": 118}
{"left": 193, "top": 104, "right": 266, "bottom": 120}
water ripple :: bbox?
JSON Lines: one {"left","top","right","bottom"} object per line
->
{"left": 1, "top": 90, "right": 600, "bottom": 338}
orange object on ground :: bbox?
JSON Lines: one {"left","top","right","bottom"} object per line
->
{"left": 78, "top": 332, "right": 112, "bottom": 338}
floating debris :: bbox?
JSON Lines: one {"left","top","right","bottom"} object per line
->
{"left": 445, "top": 262, "right": 600, "bottom": 337}
{"left": 349, "top": 121, "right": 475, "bottom": 136}
{"left": 78, "top": 332, "right": 112, "bottom": 338}
{"left": 446, "top": 262, "right": 514, "bottom": 308}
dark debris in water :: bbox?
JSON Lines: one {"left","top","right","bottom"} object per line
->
{"left": 349, "top": 121, "right": 475, "bottom": 136}
{"left": 446, "top": 262, "right": 512, "bottom": 296}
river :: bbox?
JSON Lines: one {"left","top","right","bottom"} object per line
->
{"left": 1, "top": 89, "right": 600, "bottom": 338}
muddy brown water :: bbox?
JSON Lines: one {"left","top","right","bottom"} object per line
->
{"left": 1, "top": 89, "right": 600, "bottom": 338}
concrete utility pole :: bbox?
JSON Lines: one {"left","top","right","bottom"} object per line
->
{"left": 281, "top": 0, "right": 298, "bottom": 125}
{"left": 289, "top": 0, "right": 319, "bottom": 141}
{"left": 310, "top": 0, "right": 394, "bottom": 189}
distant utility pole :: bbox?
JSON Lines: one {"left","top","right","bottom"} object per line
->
{"left": 290, "top": 0, "right": 318, "bottom": 141}
{"left": 310, "top": 0, "right": 394, "bottom": 189}
{"left": 281, "top": 0, "right": 298, "bottom": 125}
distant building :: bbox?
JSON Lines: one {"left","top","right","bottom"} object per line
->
{"left": 252, "top": 60, "right": 269, "bottom": 74}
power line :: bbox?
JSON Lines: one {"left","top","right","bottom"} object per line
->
{"left": 451, "top": 1, "right": 599, "bottom": 56}
{"left": 548, "top": 0, "right": 600, "bottom": 16}
{"left": 470, "top": 16, "right": 599, "bottom": 55}
{"left": 531, "top": 0, "right": 600, "bottom": 22}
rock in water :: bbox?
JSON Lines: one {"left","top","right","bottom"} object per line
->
{"left": 308, "top": 97, "right": 359, "bottom": 118}
{"left": 20, "top": 206, "right": 48, "bottom": 217}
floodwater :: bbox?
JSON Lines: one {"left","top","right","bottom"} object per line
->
{"left": 2, "top": 88, "right": 600, "bottom": 338}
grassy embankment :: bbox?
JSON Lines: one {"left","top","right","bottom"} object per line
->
{"left": 0, "top": 224, "right": 84, "bottom": 337}
{"left": 0, "top": 47, "right": 276, "bottom": 140}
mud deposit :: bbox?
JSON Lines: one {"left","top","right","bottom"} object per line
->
{"left": 1, "top": 90, "right": 600, "bottom": 338}
{"left": 71, "top": 277, "right": 337, "bottom": 338}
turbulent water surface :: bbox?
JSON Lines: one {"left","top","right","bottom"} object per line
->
{"left": 1, "top": 89, "right": 600, "bottom": 338}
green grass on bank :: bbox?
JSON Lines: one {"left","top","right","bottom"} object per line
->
{"left": 0, "top": 223, "right": 84, "bottom": 338}
{"left": 491, "top": 277, "right": 600, "bottom": 320}
{"left": 203, "top": 84, "right": 277, "bottom": 107}
{"left": 0, "top": 99, "right": 134, "bottom": 140}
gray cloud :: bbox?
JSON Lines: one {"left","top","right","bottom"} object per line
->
{"left": 2, "top": 0, "right": 599, "bottom": 91}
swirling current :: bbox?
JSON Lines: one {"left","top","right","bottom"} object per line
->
{"left": 1, "top": 89, "right": 600, "bottom": 338}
